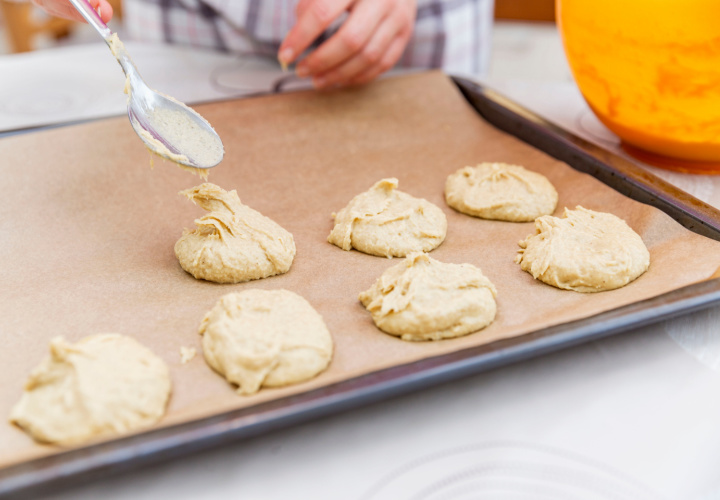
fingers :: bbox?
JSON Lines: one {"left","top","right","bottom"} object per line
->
{"left": 309, "top": 2, "right": 415, "bottom": 89}
{"left": 282, "top": 0, "right": 416, "bottom": 89}
{"left": 345, "top": 32, "right": 410, "bottom": 87}
{"left": 32, "top": 0, "right": 85, "bottom": 22}
{"left": 308, "top": 9, "right": 400, "bottom": 88}
{"left": 278, "top": 0, "right": 354, "bottom": 65}
{"left": 294, "top": 0, "right": 314, "bottom": 16}
{"left": 295, "top": 0, "right": 388, "bottom": 78}
{"left": 97, "top": 0, "right": 114, "bottom": 23}
{"left": 32, "top": 0, "right": 113, "bottom": 23}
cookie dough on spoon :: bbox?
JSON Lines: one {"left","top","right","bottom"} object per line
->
{"left": 66, "top": 0, "right": 224, "bottom": 173}
{"left": 175, "top": 183, "right": 296, "bottom": 283}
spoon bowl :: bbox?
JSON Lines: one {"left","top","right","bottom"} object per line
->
{"left": 68, "top": 0, "right": 224, "bottom": 169}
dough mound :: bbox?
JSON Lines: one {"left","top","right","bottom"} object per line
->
{"left": 10, "top": 334, "right": 171, "bottom": 445}
{"left": 328, "top": 178, "right": 447, "bottom": 257}
{"left": 175, "top": 183, "right": 296, "bottom": 283}
{"left": 359, "top": 253, "right": 497, "bottom": 341}
{"left": 200, "top": 289, "right": 333, "bottom": 395}
{"left": 516, "top": 206, "right": 650, "bottom": 292}
{"left": 445, "top": 163, "right": 558, "bottom": 221}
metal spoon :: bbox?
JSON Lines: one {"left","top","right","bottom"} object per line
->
{"left": 68, "top": 0, "right": 224, "bottom": 169}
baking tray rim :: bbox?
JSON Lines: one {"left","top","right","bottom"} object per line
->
{"left": 3, "top": 74, "right": 720, "bottom": 499}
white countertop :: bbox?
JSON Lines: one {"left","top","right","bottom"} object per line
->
{"left": 4, "top": 22, "right": 720, "bottom": 500}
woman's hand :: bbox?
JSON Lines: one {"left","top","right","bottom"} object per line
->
{"left": 32, "top": 0, "right": 113, "bottom": 24}
{"left": 279, "top": 0, "right": 416, "bottom": 89}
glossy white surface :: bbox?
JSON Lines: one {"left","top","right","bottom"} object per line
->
{"left": 0, "top": 42, "right": 287, "bottom": 133}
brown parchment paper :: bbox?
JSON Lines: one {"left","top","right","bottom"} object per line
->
{"left": 2, "top": 71, "right": 720, "bottom": 469}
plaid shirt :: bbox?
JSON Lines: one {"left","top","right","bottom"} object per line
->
{"left": 123, "top": 0, "right": 493, "bottom": 76}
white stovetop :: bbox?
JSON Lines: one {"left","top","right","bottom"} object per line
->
{"left": 3, "top": 22, "right": 720, "bottom": 500}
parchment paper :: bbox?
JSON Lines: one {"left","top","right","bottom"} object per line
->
{"left": 2, "top": 72, "right": 719, "bottom": 469}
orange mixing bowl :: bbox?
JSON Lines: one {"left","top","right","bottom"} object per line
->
{"left": 556, "top": 0, "right": 720, "bottom": 173}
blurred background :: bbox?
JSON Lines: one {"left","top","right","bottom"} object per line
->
{"left": 0, "top": 0, "right": 571, "bottom": 83}
{"left": 0, "top": 0, "right": 124, "bottom": 53}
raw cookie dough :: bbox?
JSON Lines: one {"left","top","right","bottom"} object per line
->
{"left": 328, "top": 178, "right": 447, "bottom": 258}
{"left": 175, "top": 183, "right": 296, "bottom": 283}
{"left": 445, "top": 163, "right": 558, "bottom": 221}
{"left": 200, "top": 289, "right": 333, "bottom": 395}
{"left": 10, "top": 334, "right": 171, "bottom": 446}
{"left": 516, "top": 206, "right": 650, "bottom": 292}
{"left": 359, "top": 253, "right": 498, "bottom": 341}
{"left": 180, "top": 346, "right": 197, "bottom": 364}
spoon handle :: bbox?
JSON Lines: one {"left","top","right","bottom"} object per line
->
{"left": 67, "top": 0, "right": 112, "bottom": 39}
{"left": 67, "top": 0, "right": 142, "bottom": 82}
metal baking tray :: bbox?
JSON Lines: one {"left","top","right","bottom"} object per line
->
{"left": 3, "top": 76, "right": 720, "bottom": 499}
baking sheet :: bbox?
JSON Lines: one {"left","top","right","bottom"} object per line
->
{"left": 2, "top": 71, "right": 720, "bottom": 470}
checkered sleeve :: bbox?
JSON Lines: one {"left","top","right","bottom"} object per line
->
{"left": 406, "top": 0, "right": 493, "bottom": 76}
{"left": 122, "top": 0, "right": 493, "bottom": 76}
